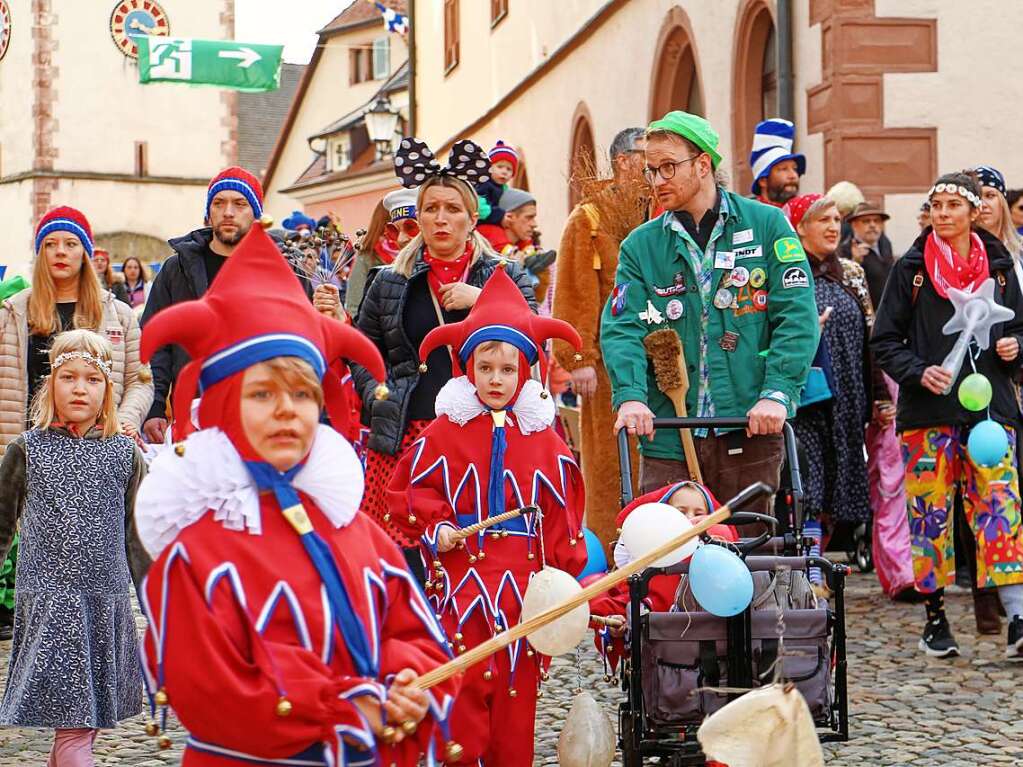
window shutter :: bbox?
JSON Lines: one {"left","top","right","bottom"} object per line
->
{"left": 444, "top": 0, "right": 460, "bottom": 73}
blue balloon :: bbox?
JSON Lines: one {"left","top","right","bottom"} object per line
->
{"left": 577, "top": 528, "right": 608, "bottom": 580}
{"left": 689, "top": 544, "right": 754, "bottom": 617}
{"left": 967, "top": 419, "right": 1010, "bottom": 468}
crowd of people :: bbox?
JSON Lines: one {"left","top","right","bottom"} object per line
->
{"left": 0, "top": 106, "right": 1021, "bottom": 766}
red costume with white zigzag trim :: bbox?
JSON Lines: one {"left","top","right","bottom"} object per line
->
{"left": 387, "top": 268, "right": 587, "bottom": 766}
{"left": 136, "top": 225, "right": 459, "bottom": 766}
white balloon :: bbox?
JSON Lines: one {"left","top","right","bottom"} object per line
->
{"left": 558, "top": 692, "right": 616, "bottom": 767}
{"left": 620, "top": 502, "right": 701, "bottom": 567}
{"left": 520, "top": 567, "right": 590, "bottom": 656}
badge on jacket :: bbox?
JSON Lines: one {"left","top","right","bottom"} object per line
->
{"left": 610, "top": 282, "right": 629, "bottom": 316}
{"left": 106, "top": 325, "right": 124, "bottom": 345}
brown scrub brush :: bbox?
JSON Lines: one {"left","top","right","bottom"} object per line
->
{"left": 643, "top": 328, "right": 703, "bottom": 483}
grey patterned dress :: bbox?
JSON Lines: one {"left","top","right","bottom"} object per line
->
{"left": 0, "top": 428, "right": 143, "bottom": 728}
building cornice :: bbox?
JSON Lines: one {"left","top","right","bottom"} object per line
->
{"left": 0, "top": 170, "right": 210, "bottom": 186}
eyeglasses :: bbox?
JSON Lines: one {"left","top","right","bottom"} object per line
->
{"left": 642, "top": 155, "right": 702, "bottom": 182}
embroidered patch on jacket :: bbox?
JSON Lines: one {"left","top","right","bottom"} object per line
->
{"left": 774, "top": 237, "right": 806, "bottom": 263}
{"left": 782, "top": 266, "right": 809, "bottom": 289}
{"left": 610, "top": 282, "right": 629, "bottom": 316}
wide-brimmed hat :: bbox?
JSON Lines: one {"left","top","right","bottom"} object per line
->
{"left": 847, "top": 201, "right": 889, "bottom": 222}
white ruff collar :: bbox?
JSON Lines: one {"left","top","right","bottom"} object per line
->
{"left": 434, "top": 376, "right": 555, "bottom": 435}
{"left": 135, "top": 424, "right": 364, "bottom": 558}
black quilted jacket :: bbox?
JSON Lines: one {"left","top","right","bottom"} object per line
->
{"left": 351, "top": 250, "right": 537, "bottom": 455}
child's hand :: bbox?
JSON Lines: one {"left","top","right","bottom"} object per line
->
{"left": 436, "top": 527, "right": 457, "bottom": 553}
{"left": 996, "top": 336, "right": 1020, "bottom": 361}
{"left": 384, "top": 669, "right": 429, "bottom": 737}
{"left": 438, "top": 282, "right": 481, "bottom": 311}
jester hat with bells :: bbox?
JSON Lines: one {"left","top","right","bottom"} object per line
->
{"left": 140, "top": 223, "right": 387, "bottom": 444}
{"left": 418, "top": 266, "right": 582, "bottom": 517}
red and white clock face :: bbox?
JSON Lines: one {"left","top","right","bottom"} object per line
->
{"left": 0, "top": 0, "right": 12, "bottom": 63}
{"left": 109, "top": 0, "right": 170, "bottom": 59}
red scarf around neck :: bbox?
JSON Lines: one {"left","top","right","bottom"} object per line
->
{"left": 424, "top": 243, "right": 472, "bottom": 299}
{"left": 923, "top": 230, "right": 988, "bottom": 299}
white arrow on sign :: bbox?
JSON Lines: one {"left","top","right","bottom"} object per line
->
{"left": 218, "top": 47, "right": 261, "bottom": 69}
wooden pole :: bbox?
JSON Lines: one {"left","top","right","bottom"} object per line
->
{"left": 413, "top": 482, "right": 771, "bottom": 690}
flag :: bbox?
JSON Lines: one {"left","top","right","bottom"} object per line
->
{"left": 372, "top": 1, "right": 409, "bottom": 36}
{"left": 137, "top": 36, "right": 283, "bottom": 93}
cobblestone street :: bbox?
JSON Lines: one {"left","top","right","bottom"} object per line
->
{"left": 0, "top": 572, "right": 1020, "bottom": 765}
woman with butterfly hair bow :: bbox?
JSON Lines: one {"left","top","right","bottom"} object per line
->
{"left": 350, "top": 138, "right": 537, "bottom": 562}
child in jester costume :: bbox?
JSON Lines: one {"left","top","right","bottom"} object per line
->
{"left": 388, "top": 266, "right": 588, "bottom": 766}
{"left": 133, "top": 224, "right": 460, "bottom": 766}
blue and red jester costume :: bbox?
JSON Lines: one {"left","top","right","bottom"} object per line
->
{"left": 133, "top": 223, "right": 461, "bottom": 767}
{"left": 387, "top": 267, "right": 589, "bottom": 767}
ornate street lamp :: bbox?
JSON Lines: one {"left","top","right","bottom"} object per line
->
{"left": 364, "top": 95, "right": 400, "bottom": 161}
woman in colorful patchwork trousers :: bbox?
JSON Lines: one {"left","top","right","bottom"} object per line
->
{"left": 872, "top": 171, "right": 1023, "bottom": 660}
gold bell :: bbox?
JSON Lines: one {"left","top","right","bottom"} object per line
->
{"left": 418, "top": 362, "right": 428, "bottom": 374}
{"left": 458, "top": 644, "right": 466, "bottom": 653}
{"left": 604, "top": 674, "right": 612, "bottom": 683}
{"left": 541, "top": 671, "right": 549, "bottom": 682}
{"left": 259, "top": 214, "right": 275, "bottom": 229}
{"left": 173, "top": 443, "right": 185, "bottom": 457}
{"left": 276, "top": 697, "right": 293, "bottom": 717}
{"left": 577, "top": 531, "right": 585, "bottom": 539}
{"left": 158, "top": 734, "right": 173, "bottom": 750}
{"left": 408, "top": 513, "right": 417, "bottom": 524}
{"left": 468, "top": 554, "right": 477, "bottom": 564}
{"left": 446, "top": 741, "right": 464, "bottom": 762}
{"left": 155, "top": 688, "right": 169, "bottom": 706}
{"left": 401, "top": 720, "right": 417, "bottom": 736}
{"left": 573, "top": 353, "right": 583, "bottom": 362}
{"left": 527, "top": 553, "right": 535, "bottom": 560}
{"left": 498, "top": 258, "right": 508, "bottom": 268}
{"left": 432, "top": 560, "right": 442, "bottom": 569}
{"left": 424, "top": 580, "right": 433, "bottom": 591}
{"left": 477, "top": 551, "right": 486, "bottom": 560}
{"left": 500, "top": 530, "right": 509, "bottom": 538}
{"left": 374, "top": 384, "right": 390, "bottom": 401}
{"left": 383, "top": 512, "right": 391, "bottom": 523}
{"left": 483, "top": 670, "right": 493, "bottom": 681}
{"left": 540, "top": 390, "right": 549, "bottom": 399}
{"left": 453, "top": 632, "right": 463, "bottom": 641}
{"left": 508, "top": 688, "right": 518, "bottom": 697}
{"left": 381, "top": 725, "right": 397, "bottom": 744}
{"left": 537, "top": 689, "right": 544, "bottom": 699}
{"left": 569, "top": 538, "right": 578, "bottom": 546}
{"left": 145, "top": 720, "right": 159, "bottom": 737}
{"left": 526, "top": 649, "right": 535, "bottom": 657}
{"left": 491, "top": 532, "right": 501, "bottom": 540}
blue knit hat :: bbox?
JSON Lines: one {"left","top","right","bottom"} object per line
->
{"left": 206, "top": 166, "right": 264, "bottom": 220}
{"left": 749, "top": 119, "right": 806, "bottom": 195}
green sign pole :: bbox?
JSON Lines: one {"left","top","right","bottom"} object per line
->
{"left": 137, "top": 37, "right": 283, "bottom": 92}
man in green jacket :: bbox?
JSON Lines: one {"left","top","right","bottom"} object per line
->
{"left": 600, "top": 111, "right": 818, "bottom": 511}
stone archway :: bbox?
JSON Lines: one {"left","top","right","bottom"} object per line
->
{"left": 649, "top": 6, "right": 704, "bottom": 122}
{"left": 94, "top": 231, "right": 171, "bottom": 268}
{"left": 568, "top": 102, "right": 596, "bottom": 210}
{"left": 732, "top": 0, "right": 777, "bottom": 194}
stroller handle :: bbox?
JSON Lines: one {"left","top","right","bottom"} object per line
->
{"left": 617, "top": 417, "right": 803, "bottom": 519}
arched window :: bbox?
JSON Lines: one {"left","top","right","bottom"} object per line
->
{"left": 568, "top": 105, "right": 596, "bottom": 209}
{"left": 649, "top": 7, "right": 704, "bottom": 121}
{"left": 732, "top": 0, "right": 777, "bottom": 193}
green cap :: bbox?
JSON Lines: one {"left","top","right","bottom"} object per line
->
{"left": 647, "top": 111, "right": 722, "bottom": 169}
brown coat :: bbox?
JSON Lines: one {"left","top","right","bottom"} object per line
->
{"left": 0, "top": 289, "right": 154, "bottom": 456}
{"left": 552, "top": 185, "right": 644, "bottom": 552}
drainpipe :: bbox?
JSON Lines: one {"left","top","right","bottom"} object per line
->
{"left": 777, "top": 0, "right": 795, "bottom": 122}
{"left": 408, "top": 0, "right": 417, "bottom": 135}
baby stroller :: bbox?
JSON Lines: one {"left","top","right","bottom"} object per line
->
{"left": 615, "top": 417, "right": 850, "bottom": 766}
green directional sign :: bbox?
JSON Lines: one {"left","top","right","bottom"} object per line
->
{"left": 136, "top": 37, "right": 283, "bottom": 92}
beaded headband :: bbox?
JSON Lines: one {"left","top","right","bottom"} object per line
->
{"left": 928, "top": 182, "right": 981, "bottom": 208}
{"left": 52, "top": 351, "right": 112, "bottom": 378}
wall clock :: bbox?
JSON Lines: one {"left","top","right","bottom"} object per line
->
{"left": 0, "top": 0, "right": 11, "bottom": 63}
{"left": 109, "top": 0, "right": 170, "bottom": 59}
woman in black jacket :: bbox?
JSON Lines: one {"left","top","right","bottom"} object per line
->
{"left": 871, "top": 171, "right": 1023, "bottom": 660}
{"left": 351, "top": 139, "right": 537, "bottom": 559}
